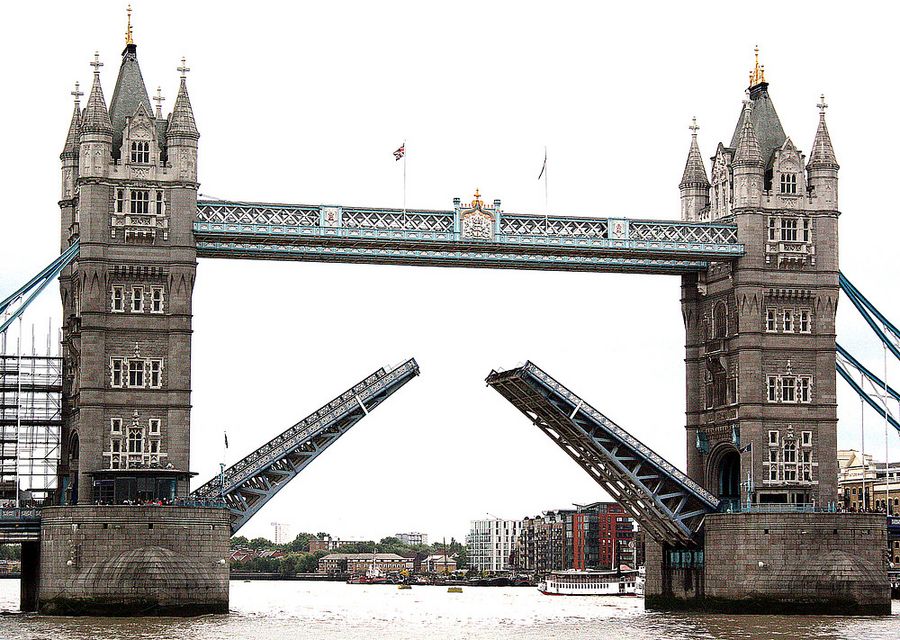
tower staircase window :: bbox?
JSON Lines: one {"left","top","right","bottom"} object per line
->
{"left": 112, "top": 285, "right": 124, "bottom": 312}
{"left": 130, "top": 190, "right": 150, "bottom": 215}
{"left": 131, "top": 286, "right": 144, "bottom": 312}
{"left": 128, "top": 359, "right": 145, "bottom": 387}
{"left": 780, "top": 173, "right": 797, "bottom": 194}
{"left": 780, "top": 218, "right": 798, "bottom": 242}
{"left": 130, "top": 141, "right": 150, "bottom": 164}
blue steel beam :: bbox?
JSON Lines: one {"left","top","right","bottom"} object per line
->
{"left": 1, "top": 241, "right": 79, "bottom": 334}
{"left": 194, "top": 200, "right": 743, "bottom": 274}
{"left": 486, "top": 362, "right": 719, "bottom": 547}
{"left": 192, "top": 359, "right": 419, "bottom": 534}
{"left": 839, "top": 273, "right": 900, "bottom": 362}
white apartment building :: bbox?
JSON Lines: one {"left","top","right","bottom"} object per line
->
{"left": 395, "top": 532, "right": 429, "bottom": 546}
{"left": 466, "top": 518, "right": 522, "bottom": 573}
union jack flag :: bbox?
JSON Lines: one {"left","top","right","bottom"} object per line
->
{"left": 393, "top": 143, "right": 405, "bottom": 161}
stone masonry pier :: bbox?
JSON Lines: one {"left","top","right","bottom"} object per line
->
{"left": 38, "top": 506, "right": 230, "bottom": 615}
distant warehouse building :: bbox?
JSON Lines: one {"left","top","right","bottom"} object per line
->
{"left": 467, "top": 518, "right": 521, "bottom": 573}
{"left": 318, "top": 553, "right": 413, "bottom": 576}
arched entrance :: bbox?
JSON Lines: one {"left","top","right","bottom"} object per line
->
{"left": 67, "top": 431, "right": 80, "bottom": 504}
{"left": 717, "top": 449, "right": 741, "bottom": 510}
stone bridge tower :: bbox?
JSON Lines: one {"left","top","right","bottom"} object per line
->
{"left": 679, "top": 51, "right": 840, "bottom": 509}
{"left": 57, "top": 19, "right": 199, "bottom": 504}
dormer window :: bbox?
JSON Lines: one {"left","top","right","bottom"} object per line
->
{"left": 130, "top": 141, "right": 150, "bottom": 164}
{"left": 780, "top": 173, "right": 797, "bottom": 194}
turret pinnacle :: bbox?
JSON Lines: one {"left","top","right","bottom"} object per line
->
{"left": 167, "top": 58, "right": 199, "bottom": 140}
{"left": 808, "top": 95, "right": 839, "bottom": 169}
{"left": 81, "top": 53, "right": 113, "bottom": 136}
{"left": 680, "top": 117, "right": 710, "bottom": 188}
{"left": 61, "top": 82, "right": 83, "bottom": 158}
{"left": 108, "top": 6, "right": 152, "bottom": 158}
{"left": 733, "top": 107, "right": 763, "bottom": 167}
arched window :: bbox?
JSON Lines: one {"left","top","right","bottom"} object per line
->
{"left": 780, "top": 173, "right": 797, "bottom": 194}
{"left": 128, "top": 428, "right": 144, "bottom": 454}
{"left": 130, "top": 140, "right": 150, "bottom": 164}
{"left": 713, "top": 301, "right": 727, "bottom": 339}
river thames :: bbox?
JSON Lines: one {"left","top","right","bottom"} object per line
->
{"left": 0, "top": 580, "right": 896, "bottom": 639}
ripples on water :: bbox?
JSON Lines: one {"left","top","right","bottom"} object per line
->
{"left": 0, "top": 580, "right": 896, "bottom": 640}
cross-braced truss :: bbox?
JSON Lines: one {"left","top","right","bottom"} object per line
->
{"left": 195, "top": 201, "right": 743, "bottom": 274}
{"left": 486, "top": 362, "right": 719, "bottom": 547}
{"left": 192, "top": 359, "right": 419, "bottom": 534}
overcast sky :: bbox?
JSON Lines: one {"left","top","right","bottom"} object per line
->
{"left": 1, "top": 1, "right": 898, "bottom": 542}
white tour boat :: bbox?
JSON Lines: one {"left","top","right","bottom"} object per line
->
{"left": 538, "top": 568, "right": 644, "bottom": 596}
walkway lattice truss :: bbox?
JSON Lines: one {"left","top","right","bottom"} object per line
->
{"left": 486, "top": 362, "right": 719, "bottom": 547}
{"left": 194, "top": 201, "right": 743, "bottom": 274}
{"left": 192, "top": 359, "right": 419, "bottom": 533}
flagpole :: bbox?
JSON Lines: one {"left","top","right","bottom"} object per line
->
{"left": 544, "top": 146, "right": 549, "bottom": 234}
{"left": 402, "top": 139, "right": 407, "bottom": 227}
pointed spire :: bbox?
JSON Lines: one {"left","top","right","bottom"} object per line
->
{"left": 680, "top": 117, "right": 710, "bottom": 188}
{"left": 733, "top": 105, "right": 762, "bottom": 166}
{"left": 749, "top": 45, "right": 766, "bottom": 88}
{"left": 168, "top": 58, "right": 199, "bottom": 139}
{"left": 61, "top": 82, "right": 83, "bottom": 157}
{"left": 109, "top": 21, "right": 152, "bottom": 157}
{"left": 81, "top": 52, "right": 113, "bottom": 135}
{"left": 808, "top": 94, "right": 839, "bottom": 169}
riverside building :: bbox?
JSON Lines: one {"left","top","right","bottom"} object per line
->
{"left": 467, "top": 518, "right": 521, "bottom": 573}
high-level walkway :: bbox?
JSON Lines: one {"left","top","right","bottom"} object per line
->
{"left": 193, "top": 200, "right": 743, "bottom": 274}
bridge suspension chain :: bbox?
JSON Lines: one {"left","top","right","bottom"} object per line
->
{"left": 0, "top": 242, "right": 79, "bottom": 335}
{"left": 837, "top": 272, "right": 900, "bottom": 435}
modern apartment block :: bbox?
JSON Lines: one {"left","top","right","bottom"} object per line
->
{"left": 466, "top": 518, "right": 521, "bottom": 573}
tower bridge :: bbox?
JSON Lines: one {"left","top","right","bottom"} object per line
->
{"left": 0, "top": 14, "right": 895, "bottom": 616}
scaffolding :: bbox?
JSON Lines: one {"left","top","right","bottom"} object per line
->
{"left": 0, "top": 328, "right": 62, "bottom": 505}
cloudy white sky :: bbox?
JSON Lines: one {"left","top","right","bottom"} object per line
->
{"left": 1, "top": 1, "right": 898, "bottom": 542}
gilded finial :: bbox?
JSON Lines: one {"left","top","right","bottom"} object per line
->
{"left": 471, "top": 188, "right": 484, "bottom": 209}
{"left": 817, "top": 94, "right": 828, "bottom": 115}
{"left": 689, "top": 117, "right": 699, "bottom": 136}
{"left": 749, "top": 45, "right": 766, "bottom": 87}
{"left": 71, "top": 81, "right": 84, "bottom": 107}
{"left": 153, "top": 86, "right": 165, "bottom": 118}
{"left": 177, "top": 57, "right": 190, "bottom": 80}
{"left": 125, "top": 4, "right": 134, "bottom": 46}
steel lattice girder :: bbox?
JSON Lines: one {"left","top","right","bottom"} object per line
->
{"left": 194, "top": 201, "right": 743, "bottom": 274}
{"left": 192, "top": 359, "right": 419, "bottom": 534}
{"left": 486, "top": 362, "right": 719, "bottom": 547}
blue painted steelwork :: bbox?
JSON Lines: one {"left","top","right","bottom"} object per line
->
{"left": 836, "top": 273, "right": 900, "bottom": 434}
{"left": 194, "top": 200, "right": 743, "bottom": 274}
{"left": 839, "top": 272, "right": 900, "bottom": 361}
{"left": 0, "top": 241, "right": 80, "bottom": 334}
{"left": 192, "top": 359, "right": 419, "bottom": 534}
{"left": 486, "top": 361, "right": 719, "bottom": 546}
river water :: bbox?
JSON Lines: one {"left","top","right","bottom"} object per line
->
{"left": 0, "top": 580, "right": 896, "bottom": 640}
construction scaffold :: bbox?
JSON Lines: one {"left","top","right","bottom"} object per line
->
{"left": 0, "top": 327, "right": 62, "bottom": 505}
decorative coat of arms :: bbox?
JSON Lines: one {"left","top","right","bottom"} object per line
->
{"left": 460, "top": 189, "right": 495, "bottom": 241}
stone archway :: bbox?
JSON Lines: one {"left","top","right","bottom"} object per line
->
{"left": 707, "top": 445, "right": 741, "bottom": 510}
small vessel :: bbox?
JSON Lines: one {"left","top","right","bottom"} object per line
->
{"left": 538, "top": 569, "right": 643, "bottom": 596}
{"left": 447, "top": 586, "right": 463, "bottom": 593}
{"left": 398, "top": 584, "right": 412, "bottom": 590}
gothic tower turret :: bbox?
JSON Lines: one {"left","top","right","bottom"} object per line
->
{"left": 807, "top": 95, "right": 839, "bottom": 210}
{"left": 679, "top": 118, "right": 711, "bottom": 221}
{"left": 58, "top": 10, "right": 199, "bottom": 505}
{"left": 683, "top": 49, "right": 840, "bottom": 510}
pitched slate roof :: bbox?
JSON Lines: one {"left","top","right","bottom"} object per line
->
{"left": 733, "top": 110, "right": 763, "bottom": 167}
{"left": 61, "top": 103, "right": 81, "bottom": 158}
{"left": 167, "top": 76, "right": 199, "bottom": 140}
{"left": 729, "top": 83, "right": 786, "bottom": 166}
{"left": 81, "top": 71, "right": 113, "bottom": 136}
{"left": 680, "top": 131, "right": 710, "bottom": 188}
{"left": 808, "top": 110, "right": 839, "bottom": 169}
{"left": 109, "top": 43, "right": 152, "bottom": 157}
